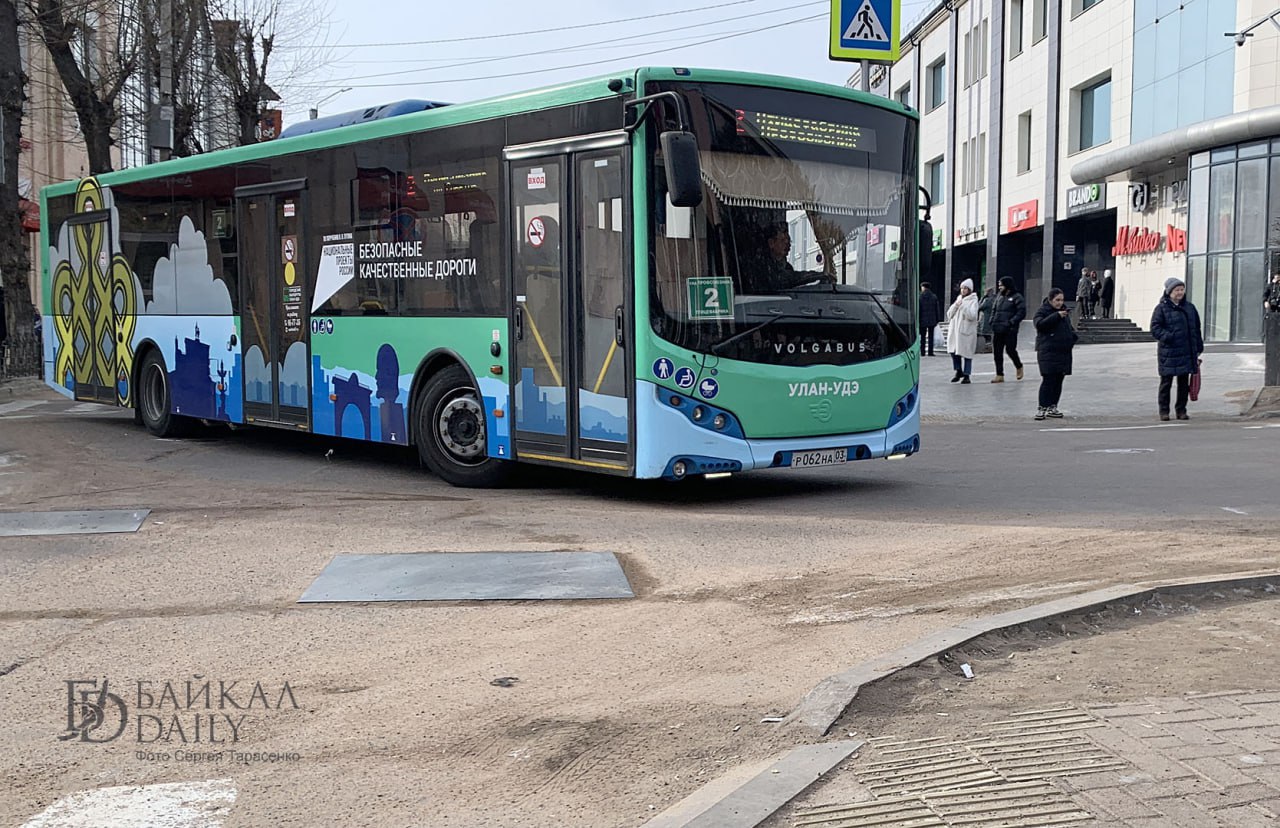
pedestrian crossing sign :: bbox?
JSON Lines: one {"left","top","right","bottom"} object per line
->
{"left": 830, "top": 0, "right": 900, "bottom": 62}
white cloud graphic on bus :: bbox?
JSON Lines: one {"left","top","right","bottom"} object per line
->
{"left": 147, "top": 217, "right": 233, "bottom": 315}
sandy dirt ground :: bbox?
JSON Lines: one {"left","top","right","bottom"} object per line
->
{"left": 2, "top": 390, "right": 1279, "bottom": 827}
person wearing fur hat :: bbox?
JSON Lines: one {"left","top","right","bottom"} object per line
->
{"left": 989, "top": 276, "right": 1027, "bottom": 382}
{"left": 946, "top": 278, "right": 980, "bottom": 383}
{"left": 1150, "top": 276, "right": 1204, "bottom": 421}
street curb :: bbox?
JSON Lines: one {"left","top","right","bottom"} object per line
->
{"left": 783, "top": 570, "right": 1280, "bottom": 738}
{"left": 642, "top": 739, "right": 862, "bottom": 828}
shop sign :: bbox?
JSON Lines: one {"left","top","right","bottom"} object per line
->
{"left": 1112, "top": 225, "right": 1188, "bottom": 256}
{"left": 1007, "top": 200, "right": 1038, "bottom": 232}
{"left": 932, "top": 228, "right": 944, "bottom": 251}
{"left": 1129, "top": 182, "right": 1153, "bottom": 213}
{"left": 1066, "top": 183, "right": 1106, "bottom": 218}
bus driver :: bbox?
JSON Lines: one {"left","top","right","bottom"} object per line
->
{"left": 749, "top": 223, "right": 831, "bottom": 293}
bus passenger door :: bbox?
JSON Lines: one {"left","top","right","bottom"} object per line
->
{"left": 236, "top": 186, "right": 310, "bottom": 429}
{"left": 505, "top": 136, "right": 633, "bottom": 474}
{"left": 66, "top": 213, "right": 120, "bottom": 404}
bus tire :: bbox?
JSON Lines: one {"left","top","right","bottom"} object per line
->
{"left": 137, "top": 350, "right": 190, "bottom": 438}
{"left": 414, "top": 365, "right": 511, "bottom": 488}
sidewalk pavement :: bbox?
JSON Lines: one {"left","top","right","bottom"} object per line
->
{"left": 920, "top": 339, "right": 1267, "bottom": 422}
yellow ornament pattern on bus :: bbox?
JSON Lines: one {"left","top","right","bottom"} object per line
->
{"left": 51, "top": 178, "right": 139, "bottom": 406}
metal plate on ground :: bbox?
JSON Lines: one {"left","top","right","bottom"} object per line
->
{"left": 0, "top": 509, "right": 151, "bottom": 537}
{"left": 298, "top": 552, "right": 634, "bottom": 603}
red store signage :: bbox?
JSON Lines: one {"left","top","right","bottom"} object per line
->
{"left": 1007, "top": 200, "right": 1038, "bottom": 232}
{"left": 1112, "top": 225, "right": 1187, "bottom": 256}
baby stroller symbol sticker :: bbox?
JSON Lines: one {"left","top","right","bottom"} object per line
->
{"left": 698, "top": 378, "right": 719, "bottom": 399}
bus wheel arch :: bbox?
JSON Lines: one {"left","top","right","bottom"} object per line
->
{"left": 131, "top": 339, "right": 162, "bottom": 425}
{"left": 410, "top": 353, "right": 511, "bottom": 488}
{"left": 135, "top": 345, "right": 191, "bottom": 438}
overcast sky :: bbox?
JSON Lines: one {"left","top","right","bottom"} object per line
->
{"left": 277, "top": 0, "right": 935, "bottom": 125}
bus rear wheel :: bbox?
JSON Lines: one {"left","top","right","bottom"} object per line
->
{"left": 414, "top": 365, "right": 511, "bottom": 488}
{"left": 137, "top": 350, "right": 191, "bottom": 437}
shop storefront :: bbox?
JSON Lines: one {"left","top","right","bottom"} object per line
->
{"left": 1072, "top": 114, "right": 1280, "bottom": 342}
{"left": 1185, "top": 141, "right": 1278, "bottom": 342}
{"left": 1055, "top": 184, "right": 1117, "bottom": 303}
{"left": 998, "top": 199, "right": 1043, "bottom": 299}
{"left": 1104, "top": 172, "right": 1188, "bottom": 326}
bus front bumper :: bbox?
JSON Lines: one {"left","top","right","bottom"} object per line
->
{"left": 635, "top": 381, "right": 920, "bottom": 480}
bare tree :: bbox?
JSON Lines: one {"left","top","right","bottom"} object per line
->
{"left": 207, "top": 0, "right": 333, "bottom": 147}
{"left": 124, "top": 0, "right": 334, "bottom": 158}
{"left": 1, "top": 0, "right": 34, "bottom": 347}
{"left": 24, "top": 0, "right": 148, "bottom": 174}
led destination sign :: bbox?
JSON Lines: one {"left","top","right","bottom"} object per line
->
{"left": 736, "top": 110, "right": 878, "bottom": 153}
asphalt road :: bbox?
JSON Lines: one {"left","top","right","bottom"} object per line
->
{"left": 1, "top": 381, "right": 1278, "bottom": 827}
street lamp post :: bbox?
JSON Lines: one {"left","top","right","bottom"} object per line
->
{"left": 309, "top": 87, "right": 353, "bottom": 120}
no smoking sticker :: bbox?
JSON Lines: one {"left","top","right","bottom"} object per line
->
{"left": 526, "top": 217, "right": 546, "bottom": 248}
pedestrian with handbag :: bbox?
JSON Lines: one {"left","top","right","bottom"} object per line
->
{"left": 1033, "top": 288, "right": 1077, "bottom": 419}
{"left": 1150, "top": 276, "right": 1204, "bottom": 421}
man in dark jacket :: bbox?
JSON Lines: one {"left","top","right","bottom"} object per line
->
{"left": 989, "top": 276, "right": 1026, "bottom": 382}
{"left": 1100, "top": 269, "right": 1116, "bottom": 319}
{"left": 918, "top": 282, "right": 942, "bottom": 356}
{"left": 1150, "top": 276, "right": 1204, "bottom": 421}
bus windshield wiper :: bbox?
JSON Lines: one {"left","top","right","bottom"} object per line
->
{"left": 709, "top": 312, "right": 817, "bottom": 355}
{"left": 861, "top": 291, "right": 912, "bottom": 349}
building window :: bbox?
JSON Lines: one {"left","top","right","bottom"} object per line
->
{"left": 895, "top": 84, "right": 911, "bottom": 108}
{"left": 1075, "top": 76, "right": 1111, "bottom": 152}
{"left": 927, "top": 157, "right": 945, "bottom": 204}
{"left": 977, "top": 20, "right": 988, "bottom": 81}
{"left": 963, "top": 21, "right": 989, "bottom": 86}
{"left": 1032, "top": 0, "right": 1047, "bottom": 43}
{"left": 1078, "top": 0, "right": 1103, "bottom": 12}
{"left": 975, "top": 132, "right": 986, "bottom": 191}
{"left": 1017, "top": 111, "right": 1032, "bottom": 173}
{"left": 927, "top": 59, "right": 946, "bottom": 110}
{"left": 1009, "top": 0, "right": 1024, "bottom": 57}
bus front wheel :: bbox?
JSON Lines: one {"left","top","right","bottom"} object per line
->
{"left": 414, "top": 365, "right": 511, "bottom": 488}
{"left": 137, "top": 350, "right": 190, "bottom": 438}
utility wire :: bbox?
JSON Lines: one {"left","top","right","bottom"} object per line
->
{"left": 319, "top": 0, "right": 765, "bottom": 49}
{"left": 337, "top": 0, "right": 823, "bottom": 83}
{"left": 340, "top": 11, "right": 825, "bottom": 89}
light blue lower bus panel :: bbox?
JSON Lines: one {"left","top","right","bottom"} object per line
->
{"left": 634, "top": 380, "right": 920, "bottom": 480}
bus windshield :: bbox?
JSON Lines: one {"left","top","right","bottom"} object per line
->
{"left": 648, "top": 82, "right": 918, "bottom": 366}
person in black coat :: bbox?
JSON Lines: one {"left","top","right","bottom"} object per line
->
{"left": 1150, "top": 276, "right": 1204, "bottom": 421}
{"left": 1033, "top": 288, "right": 1077, "bottom": 420}
{"left": 1100, "top": 269, "right": 1116, "bottom": 319}
{"left": 918, "top": 282, "right": 943, "bottom": 356}
{"left": 989, "top": 276, "right": 1026, "bottom": 382}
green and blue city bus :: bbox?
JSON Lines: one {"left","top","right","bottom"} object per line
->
{"left": 39, "top": 67, "right": 923, "bottom": 486}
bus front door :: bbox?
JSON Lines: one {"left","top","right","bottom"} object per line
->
{"left": 236, "top": 186, "right": 310, "bottom": 429}
{"left": 506, "top": 138, "right": 633, "bottom": 474}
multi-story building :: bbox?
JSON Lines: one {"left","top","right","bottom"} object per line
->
{"left": 859, "top": 0, "right": 1280, "bottom": 341}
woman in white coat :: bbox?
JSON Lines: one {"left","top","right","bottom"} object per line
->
{"left": 946, "top": 278, "right": 980, "bottom": 384}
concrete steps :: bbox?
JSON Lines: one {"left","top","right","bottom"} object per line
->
{"left": 1076, "top": 317, "right": 1151, "bottom": 344}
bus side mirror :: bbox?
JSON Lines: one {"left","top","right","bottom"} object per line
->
{"left": 661, "top": 131, "right": 702, "bottom": 208}
{"left": 918, "top": 219, "right": 934, "bottom": 283}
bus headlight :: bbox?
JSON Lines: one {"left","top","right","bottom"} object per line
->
{"left": 692, "top": 406, "right": 706, "bottom": 422}
{"left": 712, "top": 414, "right": 727, "bottom": 430}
